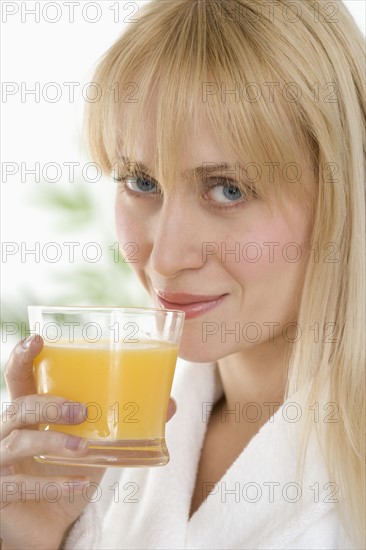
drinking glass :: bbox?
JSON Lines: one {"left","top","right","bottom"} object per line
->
{"left": 28, "top": 306, "right": 185, "bottom": 467}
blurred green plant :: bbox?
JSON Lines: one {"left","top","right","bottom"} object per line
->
{"left": 0, "top": 180, "right": 148, "bottom": 390}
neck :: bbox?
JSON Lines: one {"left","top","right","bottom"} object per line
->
{"left": 216, "top": 337, "right": 289, "bottom": 427}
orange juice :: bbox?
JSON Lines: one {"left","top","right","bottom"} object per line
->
{"left": 34, "top": 340, "right": 178, "bottom": 441}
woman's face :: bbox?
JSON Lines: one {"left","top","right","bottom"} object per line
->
{"left": 115, "top": 120, "right": 312, "bottom": 362}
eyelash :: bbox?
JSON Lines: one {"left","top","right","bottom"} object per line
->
{"left": 114, "top": 172, "right": 256, "bottom": 211}
{"left": 205, "top": 178, "right": 255, "bottom": 211}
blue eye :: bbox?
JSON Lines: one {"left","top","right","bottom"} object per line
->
{"left": 125, "top": 177, "right": 157, "bottom": 194}
{"left": 208, "top": 181, "right": 243, "bottom": 203}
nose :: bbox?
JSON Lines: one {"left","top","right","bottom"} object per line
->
{"left": 149, "top": 192, "right": 205, "bottom": 278}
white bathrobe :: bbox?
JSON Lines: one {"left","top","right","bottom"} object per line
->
{"left": 65, "top": 359, "right": 356, "bottom": 549}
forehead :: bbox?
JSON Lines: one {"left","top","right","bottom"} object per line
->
{"left": 120, "top": 107, "right": 312, "bottom": 189}
{"left": 123, "top": 114, "right": 233, "bottom": 173}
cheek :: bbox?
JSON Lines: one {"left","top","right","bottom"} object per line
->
{"left": 222, "top": 213, "right": 310, "bottom": 291}
{"left": 115, "top": 199, "right": 150, "bottom": 268}
{"left": 115, "top": 200, "right": 133, "bottom": 245}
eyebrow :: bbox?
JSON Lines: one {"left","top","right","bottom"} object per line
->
{"left": 118, "top": 157, "right": 236, "bottom": 178}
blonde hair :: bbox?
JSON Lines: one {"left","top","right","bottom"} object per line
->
{"left": 86, "top": 0, "right": 365, "bottom": 545}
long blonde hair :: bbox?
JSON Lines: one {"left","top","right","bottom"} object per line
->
{"left": 86, "top": 1, "right": 365, "bottom": 545}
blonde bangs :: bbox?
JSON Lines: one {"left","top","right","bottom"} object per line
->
{"left": 86, "top": 0, "right": 321, "bottom": 212}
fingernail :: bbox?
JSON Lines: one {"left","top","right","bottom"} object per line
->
{"left": 65, "top": 435, "right": 88, "bottom": 451}
{"left": 22, "top": 335, "right": 35, "bottom": 350}
{"left": 62, "top": 402, "right": 87, "bottom": 422}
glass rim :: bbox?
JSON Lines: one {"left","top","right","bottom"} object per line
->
{"left": 28, "top": 305, "right": 185, "bottom": 317}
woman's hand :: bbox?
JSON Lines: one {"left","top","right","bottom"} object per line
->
{"left": 0, "top": 335, "right": 106, "bottom": 549}
{"left": 0, "top": 335, "right": 177, "bottom": 550}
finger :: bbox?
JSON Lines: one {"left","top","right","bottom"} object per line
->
{"left": 166, "top": 397, "right": 177, "bottom": 422}
{"left": 1, "top": 428, "right": 89, "bottom": 468}
{"left": 0, "top": 474, "right": 90, "bottom": 506}
{"left": 4, "top": 335, "right": 44, "bottom": 400}
{"left": 1, "top": 396, "right": 87, "bottom": 440}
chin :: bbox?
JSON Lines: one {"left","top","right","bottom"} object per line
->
{"left": 176, "top": 328, "right": 262, "bottom": 363}
{"left": 177, "top": 338, "right": 229, "bottom": 364}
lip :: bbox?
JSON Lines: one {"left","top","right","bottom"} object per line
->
{"left": 155, "top": 291, "right": 227, "bottom": 320}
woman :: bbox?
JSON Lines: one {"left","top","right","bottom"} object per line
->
{"left": 1, "top": 0, "right": 365, "bottom": 548}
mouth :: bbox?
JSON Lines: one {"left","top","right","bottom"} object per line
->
{"left": 155, "top": 290, "right": 228, "bottom": 320}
